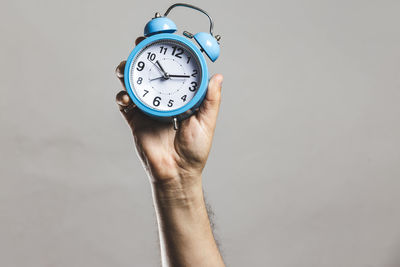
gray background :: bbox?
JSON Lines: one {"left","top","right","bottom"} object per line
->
{"left": 1, "top": 0, "right": 400, "bottom": 266}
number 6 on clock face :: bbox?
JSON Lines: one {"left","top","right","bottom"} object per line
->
{"left": 128, "top": 38, "right": 203, "bottom": 113}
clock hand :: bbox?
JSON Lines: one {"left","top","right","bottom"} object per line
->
{"left": 149, "top": 76, "right": 164, "bottom": 82}
{"left": 155, "top": 60, "right": 169, "bottom": 78}
{"left": 149, "top": 61, "right": 166, "bottom": 76}
{"left": 168, "top": 74, "right": 191, "bottom": 78}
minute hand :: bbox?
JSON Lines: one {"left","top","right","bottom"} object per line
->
{"left": 168, "top": 74, "right": 191, "bottom": 78}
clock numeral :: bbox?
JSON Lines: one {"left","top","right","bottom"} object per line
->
{"left": 175, "top": 48, "right": 184, "bottom": 58}
{"left": 137, "top": 77, "right": 143, "bottom": 84}
{"left": 147, "top": 52, "right": 156, "bottom": 61}
{"left": 159, "top": 46, "right": 167, "bottom": 55}
{"left": 153, "top": 96, "right": 161, "bottom": 107}
{"left": 189, "top": 81, "right": 197, "bottom": 92}
{"left": 191, "top": 69, "right": 198, "bottom": 77}
{"left": 181, "top": 95, "right": 187, "bottom": 102}
{"left": 143, "top": 90, "right": 149, "bottom": 97}
{"left": 167, "top": 99, "right": 174, "bottom": 107}
{"left": 171, "top": 46, "right": 184, "bottom": 58}
{"left": 137, "top": 61, "right": 145, "bottom": 71}
{"left": 187, "top": 56, "right": 191, "bottom": 64}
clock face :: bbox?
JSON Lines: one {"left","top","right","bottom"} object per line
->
{"left": 128, "top": 39, "right": 202, "bottom": 111}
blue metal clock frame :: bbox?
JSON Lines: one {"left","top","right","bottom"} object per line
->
{"left": 124, "top": 33, "right": 209, "bottom": 120}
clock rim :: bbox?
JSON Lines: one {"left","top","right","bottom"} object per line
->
{"left": 124, "top": 33, "right": 209, "bottom": 118}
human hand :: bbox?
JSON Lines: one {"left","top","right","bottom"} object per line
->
{"left": 115, "top": 37, "right": 223, "bottom": 188}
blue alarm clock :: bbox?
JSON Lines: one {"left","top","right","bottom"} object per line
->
{"left": 124, "top": 3, "right": 221, "bottom": 129}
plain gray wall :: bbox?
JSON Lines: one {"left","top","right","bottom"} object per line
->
{"left": 1, "top": 0, "right": 400, "bottom": 266}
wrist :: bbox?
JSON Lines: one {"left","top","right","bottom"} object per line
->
{"left": 150, "top": 173, "right": 204, "bottom": 208}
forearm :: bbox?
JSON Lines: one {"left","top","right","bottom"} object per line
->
{"left": 151, "top": 176, "right": 225, "bottom": 267}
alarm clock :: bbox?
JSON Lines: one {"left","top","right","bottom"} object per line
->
{"left": 124, "top": 3, "right": 221, "bottom": 130}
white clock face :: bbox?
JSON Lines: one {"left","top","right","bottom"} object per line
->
{"left": 129, "top": 39, "right": 202, "bottom": 111}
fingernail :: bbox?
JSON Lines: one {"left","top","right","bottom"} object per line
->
{"left": 216, "top": 74, "right": 223, "bottom": 86}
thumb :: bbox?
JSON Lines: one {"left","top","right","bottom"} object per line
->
{"left": 197, "top": 74, "right": 223, "bottom": 130}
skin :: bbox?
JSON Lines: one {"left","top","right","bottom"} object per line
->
{"left": 115, "top": 37, "right": 225, "bottom": 267}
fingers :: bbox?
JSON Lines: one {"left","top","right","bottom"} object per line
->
{"left": 115, "top": 36, "right": 147, "bottom": 129}
{"left": 197, "top": 74, "right": 223, "bottom": 130}
{"left": 135, "top": 36, "right": 146, "bottom": 45}
{"left": 116, "top": 90, "right": 135, "bottom": 113}
{"left": 115, "top": 60, "right": 127, "bottom": 90}
{"left": 115, "top": 60, "right": 125, "bottom": 78}
{"left": 116, "top": 90, "right": 132, "bottom": 109}
{"left": 116, "top": 90, "right": 139, "bottom": 125}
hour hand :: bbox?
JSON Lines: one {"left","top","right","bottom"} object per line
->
{"left": 155, "top": 60, "right": 168, "bottom": 78}
{"left": 150, "top": 60, "right": 168, "bottom": 78}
